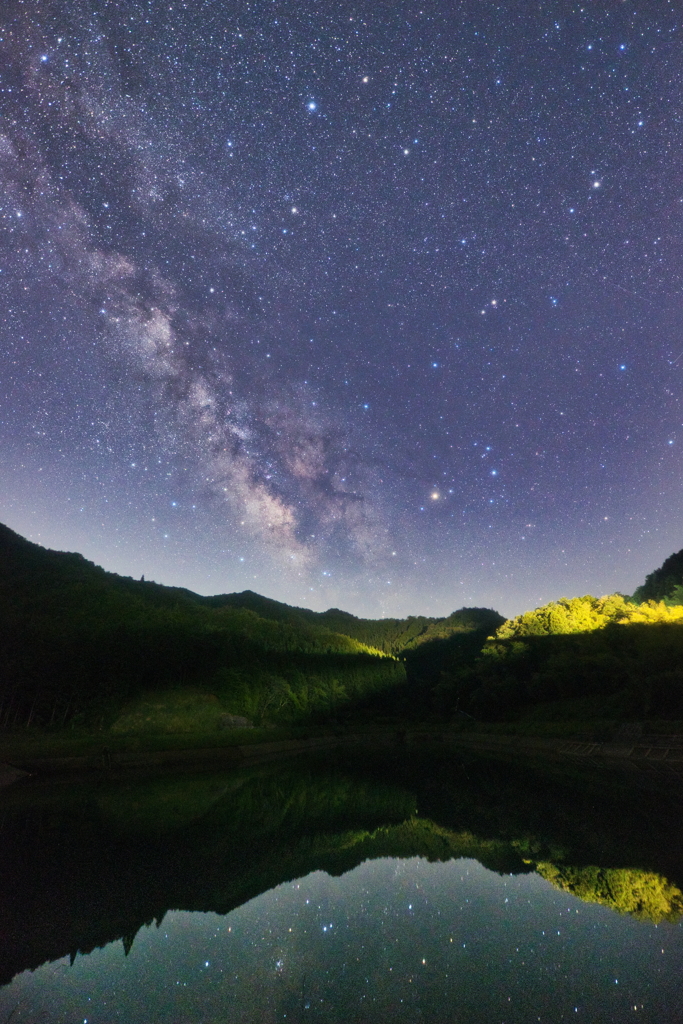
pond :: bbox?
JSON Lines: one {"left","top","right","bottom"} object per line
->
{"left": 1, "top": 749, "right": 682, "bottom": 1022}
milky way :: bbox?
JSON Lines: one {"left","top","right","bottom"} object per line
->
{"left": 1, "top": 1, "right": 683, "bottom": 616}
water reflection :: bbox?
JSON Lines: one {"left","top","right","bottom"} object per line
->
{"left": 1, "top": 750, "right": 683, "bottom": 1021}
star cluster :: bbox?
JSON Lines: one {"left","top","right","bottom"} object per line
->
{"left": 1, "top": 0, "right": 682, "bottom": 615}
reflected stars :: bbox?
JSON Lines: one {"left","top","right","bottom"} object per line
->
{"left": 17, "top": 833, "right": 679, "bottom": 1023}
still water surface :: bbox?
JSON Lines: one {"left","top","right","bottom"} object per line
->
{"left": 5, "top": 858, "right": 683, "bottom": 1022}
{"left": 2, "top": 750, "right": 683, "bottom": 1022}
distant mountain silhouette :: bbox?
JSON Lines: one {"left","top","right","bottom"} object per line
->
{"left": 0, "top": 522, "right": 498, "bottom": 729}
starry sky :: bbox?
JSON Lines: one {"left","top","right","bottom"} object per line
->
{"left": 1, "top": 0, "right": 683, "bottom": 618}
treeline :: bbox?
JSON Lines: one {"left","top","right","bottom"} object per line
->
{"left": 0, "top": 524, "right": 403, "bottom": 730}
{"left": 214, "top": 590, "right": 504, "bottom": 705}
{"left": 434, "top": 594, "right": 683, "bottom": 721}
{"left": 427, "top": 546, "right": 683, "bottom": 723}
{"left": 211, "top": 589, "right": 501, "bottom": 657}
{"left": 316, "top": 607, "right": 500, "bottom": 655}
{"left": 633, "top": 547, "right": 683, "bottom": 603}
{"left": 11, "top": 517, "right": 683, "bottom": 733}
{"left": 0, "top": 522, "right": 506, "bottom": 731}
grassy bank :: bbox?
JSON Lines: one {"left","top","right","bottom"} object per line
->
{"left": 463, "top": 718, "right": 683, "bottom": 740}
{"left": 5, "top": 711, "right": 683, "bottom": 772}
{"left": 0, "top": 722, "right": 295, "bottom": 764}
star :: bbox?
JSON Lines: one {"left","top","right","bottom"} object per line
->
{"left": 1, "top": 0, "right": 676, "bottom": 620}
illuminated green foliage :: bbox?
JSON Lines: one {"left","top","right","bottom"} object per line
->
{"left": 536, "top": 863, "right": 683, "bottom": 924}
{"left": 436, "top": 592, "right": 683, "bottom": 721}
{"left": 494, "top": 593, "right": 683, "bottom": 641}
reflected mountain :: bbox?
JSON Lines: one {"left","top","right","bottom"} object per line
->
{"left": 2, "top": 750, "right": 683, "bottom": 987}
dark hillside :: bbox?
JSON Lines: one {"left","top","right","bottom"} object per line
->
{"left": 0, "top": 524, "right": 403, "bottom": 730}
{"left": 207, "top": 589, "right": 504, "bottom": 712}
{"left": 316, "top": 608, "right": 501, "bottom": 655}
{"left": 435, "top": 595, "right": 683, "bottom": 722}
{"left": 215, "top": 588, "right": 503, "bottom": 660}
{"left": 633, "top": 548, "right": 683, "bottom": 603}
{"left": 0, "top": 523, "right": 499, "bottom": 733}
{"left": 203, "top": 589, "right": 324, "bottom": 626}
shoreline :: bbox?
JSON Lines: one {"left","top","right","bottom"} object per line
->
{"left": 4, "top": 724, "right": 683, "bottom": 785}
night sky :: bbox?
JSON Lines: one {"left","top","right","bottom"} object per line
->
{"left": 1, "top": 1, "right": 682, "bottom": 618}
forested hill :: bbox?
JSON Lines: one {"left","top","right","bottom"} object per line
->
{"left": 0, "top": 522, "right": 501, "bottom": 729}
{"left": 0, "top": 522, "right": 500, "bottom": 655}
{"left": 209, "top": 589, "right": 501, "bottom": 655}
{"left": 0, "top": 522, "right": 393, "bottom": 729}
{"left": 0, "top": 521, "right": 395, "bottom": 659}
{"left": 633, "top": 548, "right": 683, "bottom": 604}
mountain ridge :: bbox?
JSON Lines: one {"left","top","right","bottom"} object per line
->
{"left": 0, "top": 521, "right": 499, "bottom": 730}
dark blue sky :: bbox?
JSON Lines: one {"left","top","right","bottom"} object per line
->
{"left": 1, "top": 0, "right": 682, "bottom": 617}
